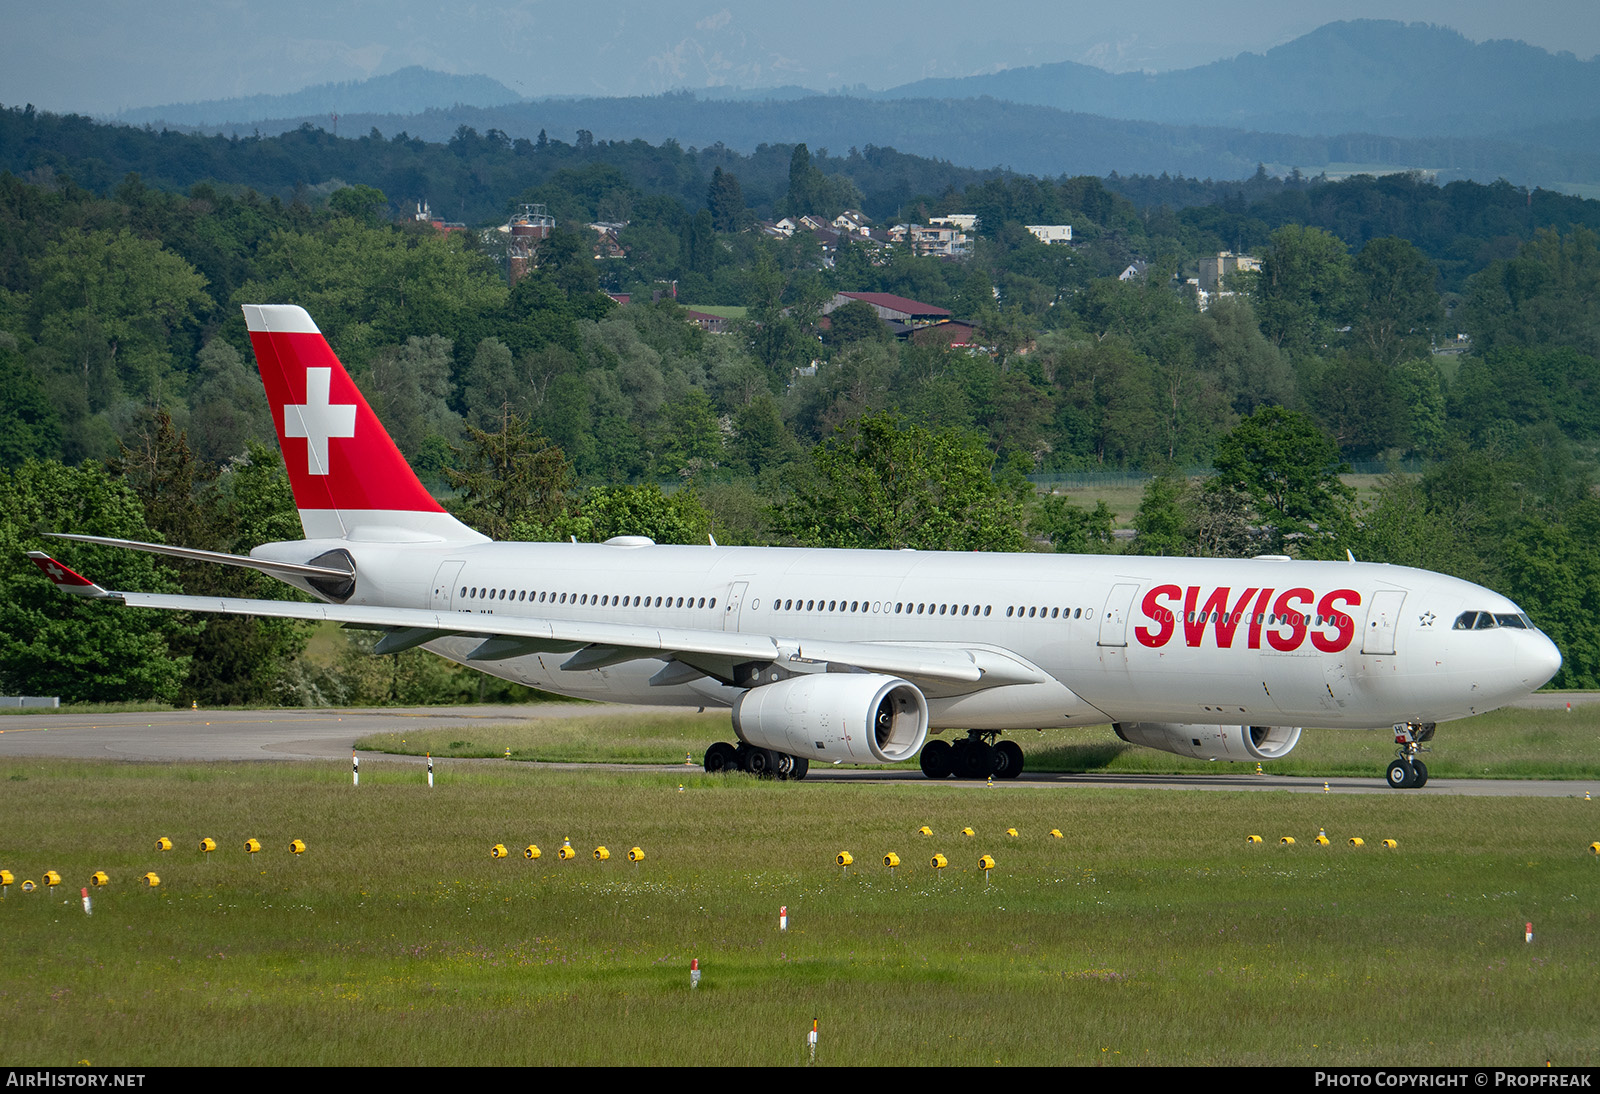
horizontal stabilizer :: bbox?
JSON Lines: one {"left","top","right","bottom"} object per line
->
{"left": 26, "top": 553, "right": 112, "bottom": 598}
{"left": 48, "top": 533, "right": 354, "bottom": 581}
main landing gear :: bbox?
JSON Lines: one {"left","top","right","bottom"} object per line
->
{"left": 919, "top": 730, "right": 1024, "bottom": 780}
{"left": 1385, "top": 722, "right": 1435, "bottom": 789}
{"left": 703, "top": 741, "right": 809, "bottom": 780}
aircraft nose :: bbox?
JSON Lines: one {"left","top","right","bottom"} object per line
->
{"left": 1519, "top": 632, "right": 1563, "bottom": 689}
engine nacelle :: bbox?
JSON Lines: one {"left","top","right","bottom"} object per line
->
{"left": 1113, "top": 722, "right": 1302, "bottom": 762}
{"left": 733, "top": 673, "right": 928, "bottom": 765}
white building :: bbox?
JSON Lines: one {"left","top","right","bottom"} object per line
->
{"left": 1025, "top": 224, "right": 1072, "bottom": 245}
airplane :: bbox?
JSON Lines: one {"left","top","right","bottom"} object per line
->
{"left": 26, "top": 305, "right": 1563, "bottom": 788}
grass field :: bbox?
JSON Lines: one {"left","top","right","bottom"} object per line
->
{"left": 2, "top": 754, "right": 1598, "bottom": 1066}
{"left": 354, "top": 701, "right": 1600, "bottom": 781}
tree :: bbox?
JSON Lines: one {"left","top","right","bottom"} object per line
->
{"left": 543, "top": 484, "right": 712, "bottom": 545}
{"left": 823, "top": 299, "right": 890, "bottom": 348}
{"left": 1254, "top": 225, "right": 1352, "bottom": 357}
{"left": 1351, "top": 237, "right": 1440, "bottom": 365}
{"left": 784, "top": 143, "right": 824, "bottom": 216}
{"left": 1211, "top": 406, "right": 1355, "bottom": 555}
{"left": 707, "top": 167, "right": 747, "bottom": 232}
{"left": 772, "top": 413, "right": 1027, "bottom": 551}
{"left": 1030, "top": 494, "right": 1115, "bottom": 553}
{"left": 0, "top": 460, "right": 194, "bottom": 703}
{"left": 446, "top": 409, "right": 573, "bottom": 540}
{"left": 1127, "top": 473, "right": 1190, "bottom": 556}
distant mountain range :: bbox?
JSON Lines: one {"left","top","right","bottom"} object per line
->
{"left": 868, "top": 21, "right": 1600, "bottom": 140}
{"left": 110, "top": 21, "right": 1600, "bottom": 193}
{"left": 113, "top": 66, "right": 521, "bottom": 128}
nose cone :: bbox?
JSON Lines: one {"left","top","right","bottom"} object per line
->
{"left": 1519, "top": 632, "right": 1563, "bottom": 690}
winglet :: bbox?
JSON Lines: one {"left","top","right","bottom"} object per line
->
{"left": 26, "top": 552, "right": 113, "bottom": 598}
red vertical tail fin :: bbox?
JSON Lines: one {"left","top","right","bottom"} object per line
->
{"left": 243, "top": 305, "right": 484, "bottom": 543}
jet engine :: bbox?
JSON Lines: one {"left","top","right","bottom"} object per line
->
{"left": 733, "top": 673, "right": 928, "bottom": 765}
{"left": 1113, "top": 722, "right": 1302, "bottom": 762}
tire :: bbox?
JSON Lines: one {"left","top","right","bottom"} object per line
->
{"left": 994, "top": 740, "right": 1025, "bottom": 780}
{"left": 1411, "top": 759, "right": 1428, "bottom": 787}
{"left": 919, "top": 739, "right": 954, "bottom": 779}
{"left": 954, "top": 741, "right": 994, "bottom": 780}
{"left": 1386, "top": 759, "right": 1415, "bottom": 788}
{"left": 704, "top": 742, "right": 738, "bottom": 774}
{"left": 743, "top": 746, "right": 777, "bottom": 778}
{"left": 787, "top": 756, "right": 809, "bottom": 781}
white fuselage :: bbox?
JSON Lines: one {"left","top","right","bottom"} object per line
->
{"left": 263, "top": 538, "right": 1562, "bottom": 733}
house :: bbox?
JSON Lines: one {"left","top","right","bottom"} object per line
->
{"left": 588, "top": 221, "right": 627, "bottom": 260}
{"left": 1118, "top": 261, "right": 1149, "bottom": 281}
{"left": 1025, "top": 224, "right": 1072, "bottom": 245}
{"left": 911, "top": 320, "right": 982, "bottom": 349}
{"left": 1198, "top": 252, "right": 1259, "bottom": 293}
{"left": 823, "top": 291, "right": 952, "bottom": 330}
{"left": 907, "top": 223, "right": 968, "bottom": 258}
{"left": 929, "top": 214, "right": 977, "bottom": 232}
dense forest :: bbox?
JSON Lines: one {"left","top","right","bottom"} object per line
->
{"left": 3, "top": 106, "right": 1600, "bottom": 703}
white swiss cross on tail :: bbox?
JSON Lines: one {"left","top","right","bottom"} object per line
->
{"left": 284, "top": 368, "right": 357, "bottom": 476}
{"left": 242, "top": 304, "right": 469, "bottom": 543}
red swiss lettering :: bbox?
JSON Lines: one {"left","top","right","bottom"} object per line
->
{"left": 1135, "top": 584, "right": 1181, "bottom": 648}
{"left": 1268, "top": 588, "right": 1314, "bottom": 651}
{"left": 1312, "top": 589, "right": 1362, "bottom": 653}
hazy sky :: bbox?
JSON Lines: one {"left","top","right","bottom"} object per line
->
{"left": 4, "top": 0, "right": 1597, "bottom": 116}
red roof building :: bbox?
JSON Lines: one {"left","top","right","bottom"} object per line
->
{"left": 823, "top": 292, "right": 951, "bottom": 328}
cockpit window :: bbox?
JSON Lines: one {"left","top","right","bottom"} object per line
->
{"left": 1455, "top": 610, "right": 1532, "bottom": 631}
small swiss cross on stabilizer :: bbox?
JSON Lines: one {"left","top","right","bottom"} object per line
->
{"left": 25, "top": 552, "right": 111, "bottom": 598}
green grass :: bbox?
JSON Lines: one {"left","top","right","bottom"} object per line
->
{"left": 356, "top": 702, "right": 1600, "bottom": 781}
{"left": 1, "top": 759, "right": 1597, "bottom": 1065}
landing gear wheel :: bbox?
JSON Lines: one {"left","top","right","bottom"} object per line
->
{"left": 1411, "top": 759, "right": 1428, "bottom": 787}
{"left": 704, "top": 741, "right": 739, "bottom": 774}
{"left": 1386, "top": 759, "right": 1415, "bottom": 789}
{"left": 954, "top": 740, "right": 995, "bottom": 780}
{"left": 742, "top": 745, "right": 778, "bottom": 778}
{"left": 787, "top": 756, "right": 809, "bottom": 781}
{"left": 919, "top": 739, "right": 954, "bottom": 779}
{"left": 993, "top": 740, "right": 1025, "bottom": 780}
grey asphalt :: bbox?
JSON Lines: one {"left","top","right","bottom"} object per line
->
{"left": 1, "top": 695, "right": 1595, "bottom": 798}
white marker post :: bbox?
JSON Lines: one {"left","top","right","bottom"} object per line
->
{"left": 352, "top": 753, "right": 359, "bottom": 787}
{"left": 780, "top": 905, "right": 788, "bottom": 932}
{"left": 81, "top": 887, "right": 91, "bottom": 916}
{"left": 690, "top": 957, "right": 701, "bottom": 990}
{"left": 808, "top": 1018, "right": 818, "bottom": 1065}
{"left": 1526, "top": 921, "right": 1534, "bottom": 943}
{"left": 427, "top": 753, "right": 434, "bottom": 788}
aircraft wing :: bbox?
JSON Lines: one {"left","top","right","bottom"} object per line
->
{"left": 26, "top": 553, "right": 1044, "bottom": 690}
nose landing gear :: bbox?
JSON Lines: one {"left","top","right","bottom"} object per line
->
{"left": 1386, "top": 722, "right": 1435, "bottom": 788}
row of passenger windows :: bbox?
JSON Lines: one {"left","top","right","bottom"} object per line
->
{"left": 760, "top": 598, "right": 1089, "bottom": 620}
{"left": 460, "top": 586, "right": 716, "bottom": 611}
{"left": 1152, "top": 610, "right": 1354, "bottom": 627}
{"left": 1454, "top": 611, "right": 1532, "bottom": 630}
